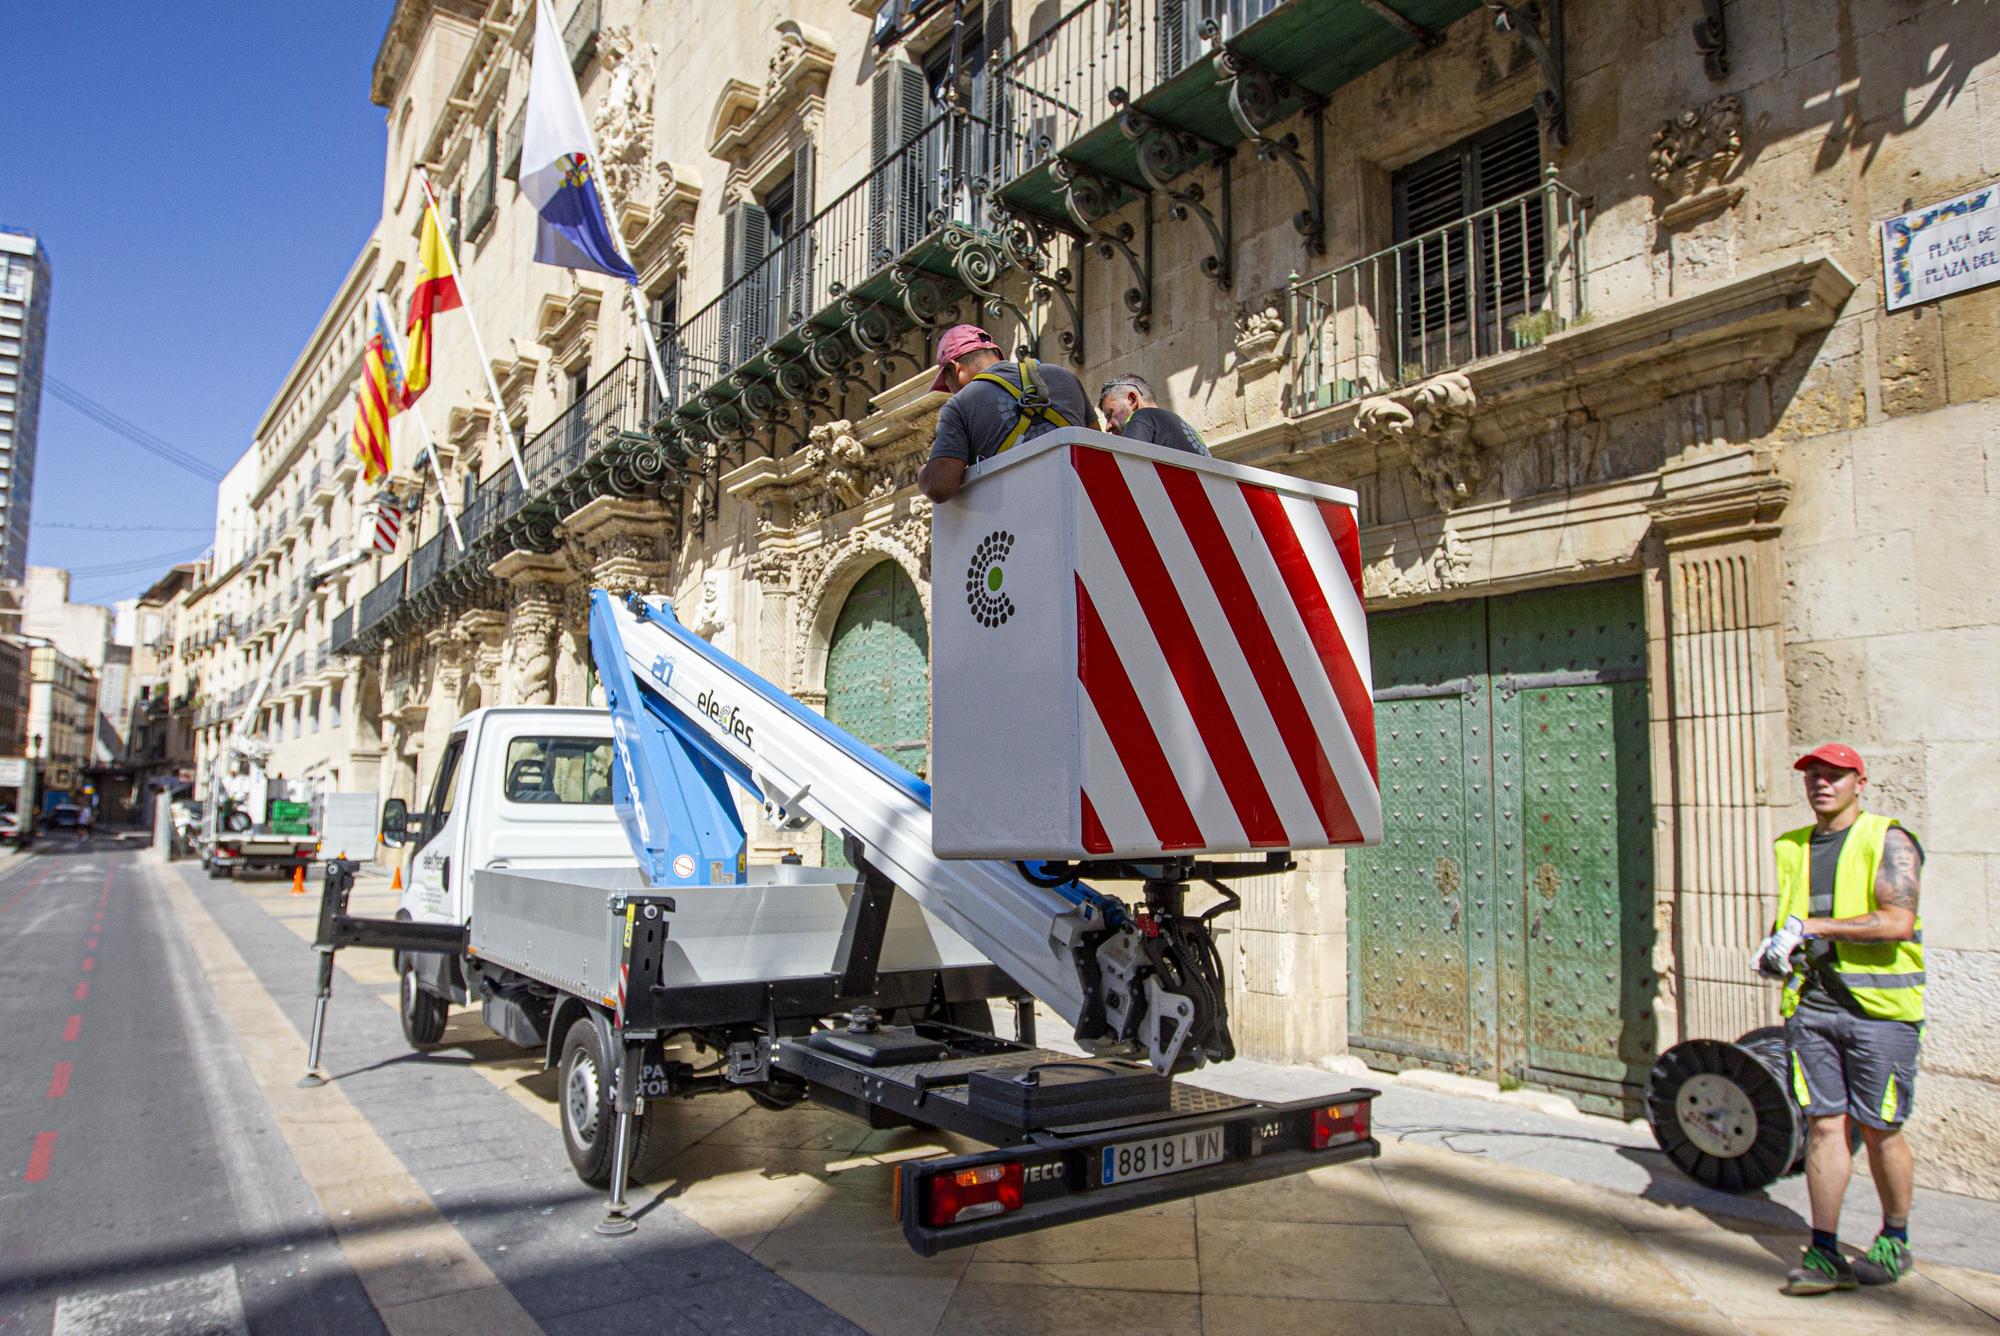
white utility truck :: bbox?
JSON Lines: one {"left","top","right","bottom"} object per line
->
{"left": 197, "top": 550, "right": 372, "bottom": 877}
{"left": 301, "top": 430, "right": 1384, "bottom": 1252}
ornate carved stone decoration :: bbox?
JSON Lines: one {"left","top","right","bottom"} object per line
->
{"left": 1363, "top": 523, "right": 1472, "bottom": 600}
{"left": 535, "top": 283, "right": 602, "bottom": 371}
{"left": 802, "top": 419, "right": 870, "bottom": 511}
{"left": 628, "top": 160, "right": 702, "bottom": 287}
{"left": 1354, "top": 372, "right": 1482, "bottom": 512}
{"left": 508, "top": 591, "right": 562, "bottom": 706}
{"left": 1233, "top": 289, "right": 1286, "bottom": 371}
{"left": 589, "top": 26, "right": 658, "bottom": 217}
{"left": 1650, "top": 94, "right": 1744, "bottom": 226}
{"left": 706, "top": 22, "right": 835, "bottom": 161}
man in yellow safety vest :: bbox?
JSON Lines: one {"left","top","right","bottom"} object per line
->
{"left": 918, "top": 324, "right": 1090, "bottom": 503}
{"left": 1756, "top": 742, "right": 1924, "bottom": 1295}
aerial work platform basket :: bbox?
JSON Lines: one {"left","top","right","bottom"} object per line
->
{"left": 931, "top": 429, "right": 1381, "bottom": 861}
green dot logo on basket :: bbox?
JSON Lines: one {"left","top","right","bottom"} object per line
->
{"left": 966, "top": 530, "right": 1017, "bottom": 628}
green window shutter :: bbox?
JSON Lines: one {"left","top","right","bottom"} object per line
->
{"left": 868, "top": 59, "right": 930, "bottom": 266}
{"left": 783, "top": 137, "right": 817, "bottom": 330}
{"left": 721, "top": 200, "right": 769, "bottom": 368}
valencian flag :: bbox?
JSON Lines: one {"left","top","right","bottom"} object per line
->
{"left": 522, "top": 0, "right": 638, "bottom": 282}
{"left": 405, "top": 202, "right": 462, "bottom": 401}
{"left": 348, "top": 301, "right": 408, "bottom": 483}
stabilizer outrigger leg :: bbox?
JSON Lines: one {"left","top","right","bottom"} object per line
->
{"left": 595, "top": 1037, "right": 642, "bottom": 1237}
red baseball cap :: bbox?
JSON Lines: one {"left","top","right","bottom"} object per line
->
{"left": 930, "top": 324, "right": 1002, "bottom": 393}
{"left": 1794, "top": 743, "right": 1865, "bottom": 778}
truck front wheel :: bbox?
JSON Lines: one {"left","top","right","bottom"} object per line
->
{"left": 399, "top": 959, "right": 449, "bottom": 1048}
{"left": 559, "top": 1016, "right": 649, "bottom": 1188}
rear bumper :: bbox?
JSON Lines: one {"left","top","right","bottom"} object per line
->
{"left": 896, "top": 1091, "right": 1379, "bottom": 1255}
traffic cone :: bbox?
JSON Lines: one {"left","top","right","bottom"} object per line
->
{"left": 291, "top": 865, "right": 306, "bottom": 895}
{"left": 391, "top": 864, "right": 402, "bottom": 891}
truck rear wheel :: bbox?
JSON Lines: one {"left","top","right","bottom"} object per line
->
{"left": 559, "top": 1015, "right": 649, "bottom": 1188}
{"left": 399, "top": 958, "right": 449, "bottom": 1048}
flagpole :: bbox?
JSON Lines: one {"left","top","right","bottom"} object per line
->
{"left": 374, "top": 292, "right": 465, "bottom": 552}
{"left": 415, "top": 167, "right": 530, "bottom": 490}
{"left": 534, "top": 0, "right": 674, "bottom": 408}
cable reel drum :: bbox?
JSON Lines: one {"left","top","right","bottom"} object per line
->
{"left": 1645, "top": 1026, "right": 1860, "bottom": 1191}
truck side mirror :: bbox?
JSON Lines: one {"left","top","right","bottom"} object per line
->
{"left": 380, "top": 797, "right": 409, "bottom": 848}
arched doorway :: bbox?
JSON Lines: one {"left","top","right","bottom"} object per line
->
{"left": 822, "top": 560, "right": 929, "bottom": 865}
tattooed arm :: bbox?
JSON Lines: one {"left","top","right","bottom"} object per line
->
{"left": 1804, "top": 827, "right": 1922, "bottom": 942}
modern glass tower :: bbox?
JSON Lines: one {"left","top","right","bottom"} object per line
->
{"left": 0, "top": 228, "right": 51, "bottom": 586}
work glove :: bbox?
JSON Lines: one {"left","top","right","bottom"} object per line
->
{"left": 1752, "top": 915, "right": 1806, "bottom": 979}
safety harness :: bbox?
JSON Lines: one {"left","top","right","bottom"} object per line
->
{"left": 972, "top": 358, "right": 1072, "bottom": 454}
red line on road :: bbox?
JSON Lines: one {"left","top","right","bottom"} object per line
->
{"left": 80, "top": 957, "right": 94, "bottom": 972}
{"left": 62, "top": 1015, "right": 81, "bottom": 1042}
{"left": 86, "top": 937, "right": 98, "bottom": 949}
{"left": 73, "top": 981, "right": 89, "bottom": 1002}
{"left": 24, "top": 1132, "right": 57, "bottom": 1182}
{"left": 47, "top": 1062, "right": 71, "bottom": 1099}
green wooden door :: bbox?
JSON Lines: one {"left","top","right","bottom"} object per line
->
{"left": 1346, "top": 601, "right": 1488, "bottom": 1072}
{"left": 1347, "top": 581, "right": 1655, "bottom": 1113}
{"left": 1489, "top": 582, "right": 1656, "bottom": 1106}
{"left": 823, "top": 560, "right": 930, "bottom": 866}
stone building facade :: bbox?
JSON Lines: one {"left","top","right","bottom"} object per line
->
{"left": 183, "top": 241, "right": 393, "bottom": 820}
{"left": 208, "top": 0, "right": 1998, "bottom": 1195}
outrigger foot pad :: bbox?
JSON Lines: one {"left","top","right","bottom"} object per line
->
{"left": 594, "top": 1212, "right": 638, "bottom": 1237}
{"left": 296, "top": 1072, "right": 327, "bottom": 1088}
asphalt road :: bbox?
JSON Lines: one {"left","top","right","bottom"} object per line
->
{"left": 0, "top": 840, "right": 378, "bottom": 1334}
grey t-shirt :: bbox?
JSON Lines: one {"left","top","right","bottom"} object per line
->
{"left": 1797, "top": 822, "right": 1923, "bottom": 1015}
{"left": 1120, "top": 406, "right": 1209, "bottom": 456}
{"left": 928, "top": 361, "right": 1091, "bottom": 467}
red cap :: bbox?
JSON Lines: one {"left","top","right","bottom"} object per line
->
{"left": 930, "top": 324, "right": 1002, "bottom": 393}
{"left": 1794, "top": 743, "right": 1865, "bottom": 778}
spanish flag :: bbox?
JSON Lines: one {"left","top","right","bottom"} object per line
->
{"left": 405, "top": 200, "right": 462, "bottom": 402}
{"left": 349, "top": 302, "right": 407, "bottom": 483}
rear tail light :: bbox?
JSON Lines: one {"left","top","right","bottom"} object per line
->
{"left": 922, "top": 1161, "right": 1024, "bottom": 1227}
{"left": 219, "top": 843, "right": 241, "bottom": 858}
{"left": 295, "top": 844, "right": 317, "bottom": 857}
{"left": 1311, "top": 1101, "right": 1370, "bottom": 1150}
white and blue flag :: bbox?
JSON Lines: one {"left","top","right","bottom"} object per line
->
{"left": 522, "top": 0, "right": 638, "bottom": 282}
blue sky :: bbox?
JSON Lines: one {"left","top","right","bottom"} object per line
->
{"left": 3, "top": 3, "right": 396, "bottom": 604}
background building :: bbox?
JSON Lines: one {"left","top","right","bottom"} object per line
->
{"left": 182, "top": 241, "right": 387, "bottom": 830}
{"left": 0, "top": 228, "right": 49, "bottom": 586}
{"left": 28, "top": 642, "right": 94, "bottom": 800}
{"left": 161, "top": 0, "right": 2000, "bottom": 1198}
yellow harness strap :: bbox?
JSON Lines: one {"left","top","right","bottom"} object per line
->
{"left": 972, "top": 357, "right": 1072, "bottom": 453}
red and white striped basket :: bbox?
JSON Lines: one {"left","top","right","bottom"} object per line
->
{"left": 932, "top": 429, "right": 1379, "bottom": 860}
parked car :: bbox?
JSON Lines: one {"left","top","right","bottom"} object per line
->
{"left": 47, "top": 803, "right": 80, "bottom": 829}
{"left": 0, "top": 804, "right": 28, "bottom": 847}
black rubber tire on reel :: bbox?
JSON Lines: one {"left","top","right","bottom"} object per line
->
{"left": 1646, "top": 1028, "right": 1801, "bottom": 1192}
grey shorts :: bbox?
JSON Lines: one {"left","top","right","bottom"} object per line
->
{"left": 1786, "top": 1004, "right": 1922, "bottom": 1129}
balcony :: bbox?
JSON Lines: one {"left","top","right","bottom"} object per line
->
{"left": 329, "top": 606, "right": 355, "bottom": 654}
{"left": 1289, "top": 175, "right": 1588, "bottom": 410}
{"left": 563, "top": 0, "right": 598, "bottom": 73}
{"left": 357, "top": 566, "right": 406, "bottom": 637}
{"left": 989, "top": 0, "right": 1485, "bottom": 246}
{"left": 660, "top": 111, "right": 997, "bottom": 443}
{"left": 407, "top": 531, "right": 446, "bottom": 597}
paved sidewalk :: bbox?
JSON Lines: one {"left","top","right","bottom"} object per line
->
{"left": 192, "top": 860, "right": 2000, "bottom": 1334}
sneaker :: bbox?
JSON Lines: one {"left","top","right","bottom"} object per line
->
{"left": 1851, "top": 1234, "right": 1913, "bottom": 1285}
{"left": 1784, "top": 1244, "right": 1859, "bottom": 1296}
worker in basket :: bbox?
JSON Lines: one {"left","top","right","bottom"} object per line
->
{"left": 1097, "top": 373, "right": 1210, "bottom": 456}
{"left": 919, "top": 324, "right": 1091, "bottom": 503}
{"left": 1754, "top": 743, "right": 1925, "bottom": 1296}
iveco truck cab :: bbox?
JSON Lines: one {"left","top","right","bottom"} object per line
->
{"left": 386, "top": 706, "right": 637, "bottom": 1044}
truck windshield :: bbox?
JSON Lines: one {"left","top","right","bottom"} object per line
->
{"left": 503, "top": 736, "right": 615, "bottom": 805}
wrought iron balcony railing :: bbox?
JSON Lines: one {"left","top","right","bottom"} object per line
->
{"left": 663, "top": 111, "right": 995, "bottom": 434}
{"left": 408, "top": 532, "right": 445, "bottom": 597}
{"left": 329, "top": 606, "right": 355, "bottom": 654}
{"left": 1288, "top": 174, "right": 1587, "bottom": 411}
{"left": 358, "top": 566, "right": 406, "bottom": 635}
